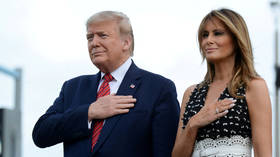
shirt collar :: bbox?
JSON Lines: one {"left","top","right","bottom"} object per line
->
{"left": 100, "top": 57, "right": 132, "bottom": 81}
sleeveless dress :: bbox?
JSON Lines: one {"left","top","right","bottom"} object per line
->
{"left": 182, "top": 83, "right": 252, "bottom": 157}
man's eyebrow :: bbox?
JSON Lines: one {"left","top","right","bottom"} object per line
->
{"left": 86, "top": 32, "right": 94, "bottom": 35}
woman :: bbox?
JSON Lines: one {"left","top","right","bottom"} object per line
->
{"left": 172, "top": 8, "right": 272, "bottom": 157}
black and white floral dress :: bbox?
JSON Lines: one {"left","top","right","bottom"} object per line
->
{"left": 182, "top": 83, "right": 252, "bottom": 157}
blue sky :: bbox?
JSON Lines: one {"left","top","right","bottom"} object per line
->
{"left": 0, "top": 0, "right": 277, "bottom": 156}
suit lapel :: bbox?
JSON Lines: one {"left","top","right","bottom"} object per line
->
{"left": 92, "top": 62, "right": 143, "bottom": 154}
{"left": 88, "top": 72, "right": 101, "bottom": 104}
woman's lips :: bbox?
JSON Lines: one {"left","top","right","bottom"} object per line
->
{"left": 205, "top": 48, "right": 217, "bottom": 53}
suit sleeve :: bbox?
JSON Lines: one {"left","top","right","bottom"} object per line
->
{"left": 152, "top": 79, "right": 180, "bottom": 157}
{"left": 32, "top": 81, "right": 92, "bottom": 148}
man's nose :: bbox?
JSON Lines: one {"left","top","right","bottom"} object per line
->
{"left": 90, "top": 36, "right": 100, "bottom": 47}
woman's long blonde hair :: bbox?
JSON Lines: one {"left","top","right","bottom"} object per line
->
{"left": 198, "top": 8, "right": 259, "bottom": 97}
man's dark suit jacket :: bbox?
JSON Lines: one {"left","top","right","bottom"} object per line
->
{"left": 32, "top": 62, "right": 180, "bottom": 157}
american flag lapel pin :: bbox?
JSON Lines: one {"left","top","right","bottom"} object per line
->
{"left": 130, "top": 84, "right": 135, "bottom": 89}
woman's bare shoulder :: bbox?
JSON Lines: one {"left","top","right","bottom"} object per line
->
{"left": 247, "top": 77, "right": 267, "bottom": 92}
{"left": 182, "top": 84, "right": 197, "bottom": 105}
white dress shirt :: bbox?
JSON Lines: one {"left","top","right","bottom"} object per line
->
{"left": 98, "top": 57, "right": 132, "bottom": 94}
{"left": 88, "top": 57, "right": 132, "bottom": 128}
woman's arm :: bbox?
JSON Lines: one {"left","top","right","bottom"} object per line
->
{"left": 172, "top": 85, "right": 198, "bottom": 157}
{"left": 246, "top": 78, "right": 272, "bottom": 157}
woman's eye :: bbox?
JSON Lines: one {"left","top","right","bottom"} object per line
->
{"left": 214, "top": 32, "right": 224, "bottom": 36}
{"left": 202, "top": 33, "right": 208, "bottom": 38}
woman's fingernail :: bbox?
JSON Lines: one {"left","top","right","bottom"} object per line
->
{"left": 230, "top": 103, "right": 235, "bottom": 107}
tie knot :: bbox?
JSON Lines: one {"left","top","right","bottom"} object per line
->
{"left": 103, "top": 73, "right": 113, "bottom": 82}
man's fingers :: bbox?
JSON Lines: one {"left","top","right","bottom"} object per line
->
{"left": 116, "top": 103, "right": 135, "bottom": 109}
{"left": 111, "top": 105, "right": 134, "bottom": 116}
{"left": 110, "top": 95, "right": 134, "bottom": 99}
{"left": 100, "top": 95, "right": 136, "bottom": 103}
{"left": 116, "top": 98, "right": 137, "bottom": 104}
{"left": 115, "top": 109, "right": 130, "bottom": 114}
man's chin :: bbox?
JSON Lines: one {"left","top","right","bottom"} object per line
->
{"left": 92, "top": 56, "right": 105, "bottom": 63}
{"left": 92, "top": 58, "right": 108, "bottom": 68}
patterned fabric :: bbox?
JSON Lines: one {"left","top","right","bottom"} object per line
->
{"left": 192, "top": 135, "right": 252, "bottom": 157}
{"left": 91, "top": 73, "right": 114, "bottom": 151}
{"left": 182, "top": 83, "right": 252, "bottom": 142}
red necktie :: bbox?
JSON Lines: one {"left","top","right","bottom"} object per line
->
{"left": 91, "top": 73, "right": 113, "bottom": 151}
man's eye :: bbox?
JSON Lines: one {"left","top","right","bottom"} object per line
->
{"left": 87, "top": 37, "right": 93, "bottom": 41}
{"left": 99, "top": 34, "right": 108, "bottom": 39}
{"left": 87, "top": 35, "right": 94, "bottom": 41}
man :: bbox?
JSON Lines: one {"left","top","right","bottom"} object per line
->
{"left": 32, "top": 11, "right": 179, "bottom": 157}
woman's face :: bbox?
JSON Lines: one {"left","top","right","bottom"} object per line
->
{"left": 201, "top": 18, "right": 235, "bottom": 63}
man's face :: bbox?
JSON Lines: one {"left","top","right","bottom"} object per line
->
{"left": 87, "top": 20, "right": 130, "bottom": 73}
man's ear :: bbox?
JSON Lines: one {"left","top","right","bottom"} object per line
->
{"left": 122, "top": 36, "right": 132, "bottom": 52}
